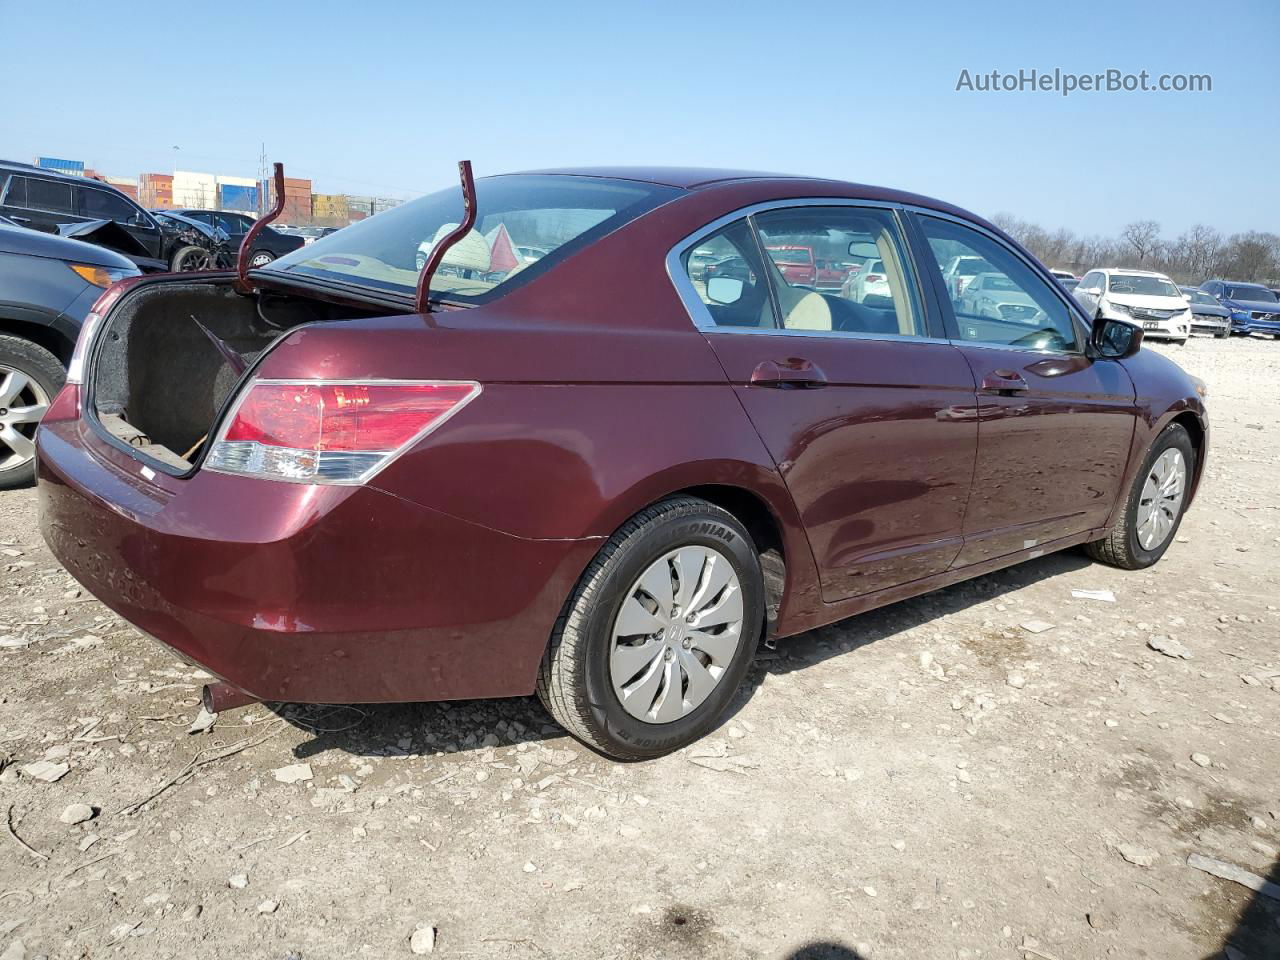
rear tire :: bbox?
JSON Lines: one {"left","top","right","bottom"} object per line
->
{"left": 248, "top": 250, "right": 275, "bottom": 268}
{"left": 537, "top": 496, "right": 764, "bottom": 759}
{"left": 0, "top": 336, "right": 64, "bottom": 490}
{"left": 1085, "top": 423, "right": 1194, "bottom": 570}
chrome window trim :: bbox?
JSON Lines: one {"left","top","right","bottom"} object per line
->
{"left": 902, "top": 204, "right": 1093, "bottom": 354}
{"left": 665, "top": 197, "right": 946, "bottom": 346}
{"left": 701, "top": 326, "right": 953, "bottom": 345}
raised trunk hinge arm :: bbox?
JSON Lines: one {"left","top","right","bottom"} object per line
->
{"left": 414, "top": 161, "right": 477, "bottom": 315}
{"left": 236, "top": 162, "right": 287, "bottom": 294}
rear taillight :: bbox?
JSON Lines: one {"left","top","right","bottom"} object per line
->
{"left": 866, "top": 273, "right": 885, "bottom": 283}
{"left": 205, "top": 380, "right": 480, "bottom": 484}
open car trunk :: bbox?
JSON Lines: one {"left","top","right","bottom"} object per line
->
{"left": 90, "top": 280, "right": 378, "bottom": 470}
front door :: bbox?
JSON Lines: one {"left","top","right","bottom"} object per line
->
{"left": 675, "top": 205, "right": 979, "bottom": 602}
{"left": 911, "top": 213, "right": 1138, "bottom": 565}
{"left": 77, "top": 185, "right": 164, "bottom": 258}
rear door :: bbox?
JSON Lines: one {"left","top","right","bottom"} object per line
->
{"left": 1, "top": 175, "right": 79, "bottom": 234}
{"left": 673, "top": 203, "right": 979, "bottom": 602}
{"left": 910, "top": 212, "right": 1137, "bottom": 564}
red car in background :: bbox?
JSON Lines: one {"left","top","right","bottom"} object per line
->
{"left": 764, "top": 244, "right": 816, "bottom": 286}
{"left": 37, "top": 167, "right": 1207, "bottom": 760}
{"left": 815, "top": 257, "right": 859, "bottom": 291}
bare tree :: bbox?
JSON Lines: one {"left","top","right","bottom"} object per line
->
{"left": 1218, "top": 232, "right": 1280, "bottom": 282}
{"left": 982, "top": 212, "right": 1277, "bottom": 286}
{"left": 1121, "top": 220, "right": 1162, "bottom": 264}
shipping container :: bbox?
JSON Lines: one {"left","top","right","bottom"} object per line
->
{"left": 220, "top": 183, "right": 260, "bottom": 212}
{"left": 138, "top": 173, "right": 175, "bottom": 210}
{"left": 36, "top": 156, "right": 85, "bottom": 176}
{"left": 173, "top": 170, "right": 219, "bottom": 209}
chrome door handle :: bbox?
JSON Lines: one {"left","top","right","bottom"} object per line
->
{"left": 750, "top": 358, "right": 828, "bottom": 389}
{"left": 979, "top": 370, "right": 1029, "bottom": 395}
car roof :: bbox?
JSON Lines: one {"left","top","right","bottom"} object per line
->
{"left": 502, "top": 166, "right": 808, "bottom": 189}
{"left": 0, "top": 161, "right": 137, "bottom": 199}
{"left": 1, "top": 159, "right": 98, "bottom": 185}
{"left": 1104, "top": 268, "right": 1166, "bottom": 276}
{"left": 497, "top": 166, "right": 978, "bottom": 217}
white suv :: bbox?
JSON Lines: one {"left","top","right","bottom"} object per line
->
{"left": 1073, "top": 268, "right": 1192, "bottom": 343}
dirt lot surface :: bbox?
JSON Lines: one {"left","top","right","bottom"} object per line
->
{"left": 1, "top": 336, "right": 1278, "bottom": 960}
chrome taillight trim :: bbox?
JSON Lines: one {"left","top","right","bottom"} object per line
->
{"left": 65, "top": 312, "right": 103, "bottom": 387}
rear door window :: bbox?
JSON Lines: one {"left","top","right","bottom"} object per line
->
{"left": 13, "top": 176, "right": 74, "bottom": 215}
{"left": 753, "top": 206, "right": 925, "bottom": 337}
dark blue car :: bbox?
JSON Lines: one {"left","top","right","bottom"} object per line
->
{"left": 0, "top": 222, "right": 138, "bottom": 487}
{"left": 1199, "top": 279, "right": 1280, "bottom": 337}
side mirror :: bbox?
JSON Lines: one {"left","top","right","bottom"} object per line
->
{"left": 1093, "top": 315, "right": 1143, "bottom": 359}
{"left": 707, "top": 276, "right": 744, "bottom": 305}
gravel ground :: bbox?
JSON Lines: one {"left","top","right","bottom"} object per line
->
{"left": 1, "top": 334, "right": 1278, "bottom": 960}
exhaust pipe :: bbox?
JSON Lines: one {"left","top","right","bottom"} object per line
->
{"left": 202, "top": 681, "right": 259, "bottom": 714}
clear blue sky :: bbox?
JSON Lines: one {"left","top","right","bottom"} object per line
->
{"left": 2, "top": 0, "right": 1275, "bottom": 236}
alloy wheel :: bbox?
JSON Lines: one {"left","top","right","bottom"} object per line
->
{"left": 249, "top": 252, "right": 274, "bottom": 267}
{"left": 609, "top": 546, "right": 744, "bottom": 724}
{"left": 179, "top": 250, "right": 213, "bottom": 271}
{"left": 0, "top": 365, "right": 51, "bottom": 473}
{"left": 1136, "top": 448, "right": 1186, "bottom": 550}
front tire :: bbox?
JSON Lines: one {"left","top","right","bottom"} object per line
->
{"left": 171, "top": 245, "right": 213, "bottom": 272}
{"left": 1086, "top": 423, "right": 1193, "bottom": 570}
{"left": 0, "top": 336, "right": 63, "bottom": 490}
{"left": 537, "top": 496, "right": 765, "bottom": 759}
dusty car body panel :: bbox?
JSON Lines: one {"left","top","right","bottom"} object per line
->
{"left": 36, "top": 168, "right": 1209, "bottom": 707}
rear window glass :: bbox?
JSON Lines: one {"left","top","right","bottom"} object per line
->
{"left": 264, "top": 175, "right": 678, "bottom": 303}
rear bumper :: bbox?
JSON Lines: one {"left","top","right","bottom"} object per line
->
{"left": 37, "top": 408, "right": 596, "bottom": 704}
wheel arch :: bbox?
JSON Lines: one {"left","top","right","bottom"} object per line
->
{"left": 579, "top": 466, "right": 822, "bottom": 641}
{"left": 1101, "top": 396, "right": 1207, "bottom": 532}
{"left": 1168, "top": 408, "right": 1207, "bottom": 506}
{"left": 0, "top": 315, "right": 75, "bottom": 365}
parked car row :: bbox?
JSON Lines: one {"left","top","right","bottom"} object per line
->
{"left": 0, "top": 161, "right": 303, "bottom": 273}
{"left": 981, "top": 264, "right": 1275, "bottom": 344}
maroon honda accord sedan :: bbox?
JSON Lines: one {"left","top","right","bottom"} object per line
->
{"left": 36, "top": 167, "right": 1207, "bottom": 759}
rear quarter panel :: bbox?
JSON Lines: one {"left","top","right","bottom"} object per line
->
{"left": 253, "top": 316, "right": 820, "bottom": 611}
